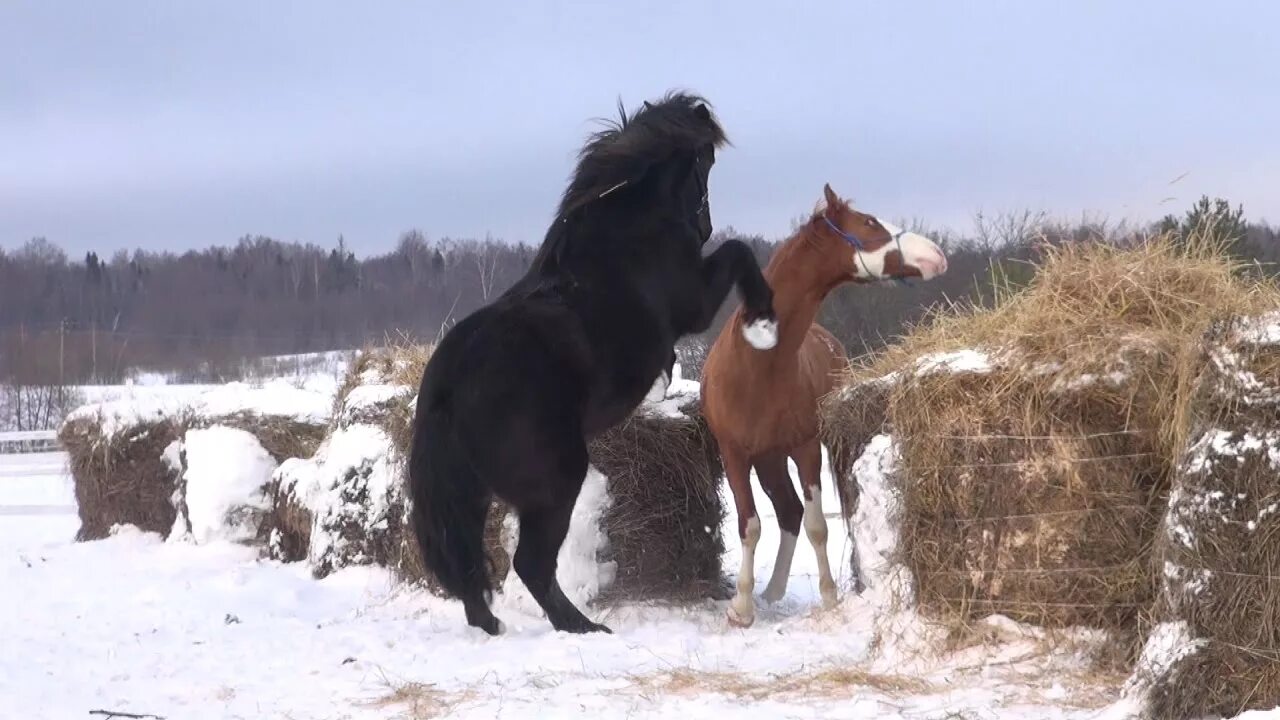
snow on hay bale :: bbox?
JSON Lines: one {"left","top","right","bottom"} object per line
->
{"left": 264, "top": 344, "right": 512, "bottom": 588}
{"left": 1125, "top": 312, "right": 1280, "bottom": 719}
{"left": 822, "top": 233, "right": 1279, "bottom": 635}
{"left": 61, "top": 382, "right": 331, "bottom": 542}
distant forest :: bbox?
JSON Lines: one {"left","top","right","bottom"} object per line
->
{"left": 2, "top": 197, "right": 1277, "bottom": 390}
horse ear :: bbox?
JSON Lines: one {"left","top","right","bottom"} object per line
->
{"left": 693, "top": 103, "right": 712, "bottom": 121}
{"left": 823, "top": 183, "right": 840, "bottom": 210}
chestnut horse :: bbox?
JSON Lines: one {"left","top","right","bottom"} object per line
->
{"left": 702, "top": 184, "right": 948, "bottom": 627}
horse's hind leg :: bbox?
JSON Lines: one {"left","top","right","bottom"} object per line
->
{"left": 509, "top": 436, "right": 609, "bottom": 634}
{"left": 460, "top": 490, "right": 504, "bottom": 635}
{"left": 757, "top": 452, "right": 802, "bottom": 605}
{"left": 514, "top": 500, "right": 610, "bottom": 634}
{"left": 794, "top": 438, "right": 838, "bottom": 609}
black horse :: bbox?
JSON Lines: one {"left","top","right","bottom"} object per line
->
{"left": 409, "top": 92, "right": 776, "bottom": 635}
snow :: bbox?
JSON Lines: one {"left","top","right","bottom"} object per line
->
{"left": 849, "top": 434, "right": 913, "bottom": 607}
{"left": 1233, "top": 311, "right": 1280, "bottom": 346}
{"left": 181, "top": 427, "right": 277, "bottom": 544}
{"left": 274, "top": 424, "right": 401, "bottom": 572}
{"left": 342, "top": 383, "right": 412, "bottom": 413}
{"left": 65, "top": 379, "right": 334, "bottom": 441}
{"left": 639, "top": 366, "right": 702, "bottom": 419}
{"left": 1120, "top": 621, "right": 1205, "bottom": 709}
{"left": 193, "top": 380, "right": 332, "bottom": 424}
{"left": 64, "top": 388, "right": 193, "bottom": 438}
{"left": 15, "top": 384, "right": 1280, "bottom": 718}
{"left": 853, "top": 348, "right": 996, "bottom": 391}
{"left": 1, "top": 443, "right": 1169, "bottom": 719}
{"left": 0, "top": 451, "right": 74, "bottom": 512}
{"left": 915, "top": 348, "right": 994, "bottom": 375}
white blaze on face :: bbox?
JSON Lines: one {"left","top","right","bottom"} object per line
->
{"left": 853, "top": 217, "right": 948, "bottom": 281}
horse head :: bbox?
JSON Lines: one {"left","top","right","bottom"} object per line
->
{"left": 812, "top": 183, "right": 948, "bottom": 283}
{"left": 549, "top": 93, "right": 727, "bottom": 252}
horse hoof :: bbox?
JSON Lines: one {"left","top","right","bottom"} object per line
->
{"left": 821, "top": 592, "right": 839, "bottom": 610}
{"left": 558, "top": 618, "right": 613, "bottom": 634}
{"left": 761, "top": 586, "right": 785, "bottom": 605}
{"left": 742, "top": 317, "right": 778, "bottom": 350}
{"left": 726, "top": 605, "right": 755, "bottom": 629}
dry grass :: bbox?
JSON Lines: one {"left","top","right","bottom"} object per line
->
{"left": 627, "top": 665, "right": 935, "bottom": 701}
{"left": 370, "top": 679, "right": 476, "bottom": 720}
{"left": 822, "top": 231, "right": 1280, "bottom": 642}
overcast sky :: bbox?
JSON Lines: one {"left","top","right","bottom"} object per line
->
{"left": 3, "top": 2, "right": 1278, "bottom": 256}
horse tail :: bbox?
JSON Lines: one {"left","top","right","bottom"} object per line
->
{"left": 408, "top": 397, "right": 493, "bottom": 603}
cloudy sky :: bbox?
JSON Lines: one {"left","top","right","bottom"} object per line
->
{"left": 3, "top": 1, "right": 1278, "bottom": 256}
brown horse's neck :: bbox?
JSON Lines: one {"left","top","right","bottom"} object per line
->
{"left": 746, "top": 227, "right": 847, "bottom": 359}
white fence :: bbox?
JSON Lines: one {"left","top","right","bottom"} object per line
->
{"left": 0, "top": 430, "right": 60, "bottom": 454}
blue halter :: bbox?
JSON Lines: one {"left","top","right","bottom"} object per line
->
{"left": 822, "top": 216, "right": 912, "bottom": 286}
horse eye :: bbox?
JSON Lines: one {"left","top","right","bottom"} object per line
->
{"left": 865, "top": 218, "right": 876, "bottom": 227}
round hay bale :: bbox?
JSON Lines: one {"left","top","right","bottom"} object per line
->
{"left": 1132, "top": 313, "right": 1280, "bottom": 719}
{"left": 60, "top": 401, "right": 186, "bottom": 541}
{"left": 589, "top": 393, "right": 730, "bottom": 604}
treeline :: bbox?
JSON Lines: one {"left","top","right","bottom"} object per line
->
{"left": 2, "top": 197, "right": 1276, "bottom": 389}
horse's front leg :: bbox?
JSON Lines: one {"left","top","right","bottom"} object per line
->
{"left": 693, "top": 239, "right": 777, "bottom": 349}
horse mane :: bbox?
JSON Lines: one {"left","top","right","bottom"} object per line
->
{"left": 554, "top": 92, "right": 728, "bottom": 221}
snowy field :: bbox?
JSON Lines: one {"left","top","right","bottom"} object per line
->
{"left": 4, "top": 455, "right": 1122, "bottom": 719}
{"left": 2, "top": 381, "right": 1276, "bottom": 719}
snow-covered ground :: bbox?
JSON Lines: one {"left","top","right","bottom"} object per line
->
{"left": 1, "top": 443, "right": 1159, "bottom": 720}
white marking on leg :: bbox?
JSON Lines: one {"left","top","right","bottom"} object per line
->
{"left": 728, "top": 515, "right": 761, "bottom": 627}
{"left": 742, "top": 317, "right": 778, "bottom": 350}
{"left": 804, "top": 491, "right": 838, "bottom": 609}
{"left": 762, "top": 529, "right": 797, "bottom": 604}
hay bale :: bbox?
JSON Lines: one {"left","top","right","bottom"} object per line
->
{"left": 888, "top": 349, "right": 1164, "bottom": 630}
{"left": 60, "top": 395, "right": 189, "bottom": 540}
{"left": 63, "top": 382, "right": 334, "bottom": 543}
{"left": 265, "top": 343, "right": 513, "bottom": 589}
{"left": 60, "top": 415, "right": 182, "bottom": 541}
{"left": 823, "top": 233, "right": 1279, "bottom": 636}
{"left": 272, "top": 424, "right": 412, "bottom": 578}
{"left": 1130, "top": 313, "right": 1280, "bottom": 719}
{"left": 590, "top": 384, "right": 729, "bottom": 604}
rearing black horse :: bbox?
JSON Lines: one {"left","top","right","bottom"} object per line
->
{"left": 409, "top": 92, "right": 777, "bottom": 635}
